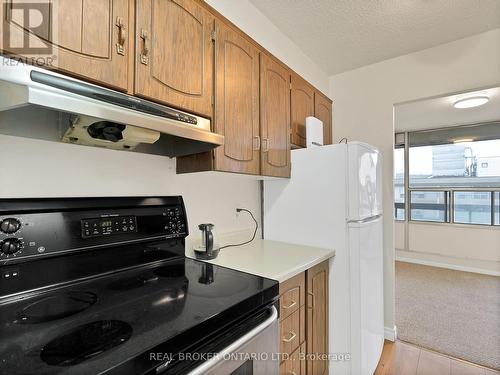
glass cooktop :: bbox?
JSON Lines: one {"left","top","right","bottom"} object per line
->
{"left": 0, "top": 243, "right": 278, "bottom": 374}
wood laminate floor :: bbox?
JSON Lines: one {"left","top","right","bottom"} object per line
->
{"left": 374, "top": 340, "right": 500, "bottom": 375}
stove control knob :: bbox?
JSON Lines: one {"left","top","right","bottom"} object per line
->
{"left": 0, "top": 218, "right": 21, "bottom": 234}
{"left": 0, "top": 238, "right": 22, "bottom": 255}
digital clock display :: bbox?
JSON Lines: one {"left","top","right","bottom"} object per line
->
{"left": 82, "top": 216, "right": 137, "bottom": 238}
{"left": 101, "top": 220, "right": 113, "bottom": 227}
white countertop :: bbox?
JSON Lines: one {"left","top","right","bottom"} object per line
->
{"left": 186, "top": 232, "right": 335, "bottom": 282}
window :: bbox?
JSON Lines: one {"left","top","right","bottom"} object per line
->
{"left": 394, "top": 122, "right": 500, "bottom": 226}
{"left": 453, "top": 191, "right": 492, "bottom": 225}
{"left": 394, "top": 147, "right": 405, "bottom": 220}
{"left": 410, "top": 191, "right": 448, "bottom": 222}
{"left": 408, "top": 123, "right": 500, "bottom": 189}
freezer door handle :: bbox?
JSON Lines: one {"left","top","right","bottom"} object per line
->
{"left": 347, "top": 214, "right": 382, "bottom": 224}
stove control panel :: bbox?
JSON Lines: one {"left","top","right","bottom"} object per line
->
{"left": 0, "top": 196, "right": 188, "bottom": 265}
{"left": 81, "top": 216, "right": 137, "bottom": 238}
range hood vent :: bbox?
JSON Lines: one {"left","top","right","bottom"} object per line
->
{"left": 0, "top": 58, "right": 223, "bottom": 157}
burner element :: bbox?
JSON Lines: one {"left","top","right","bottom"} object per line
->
{"left": 15, "top": 291, "right": 97, "bottom": 324}
{"left": 40, "top": 320, "right": 132, "bottom": 366}
{"left": 153, "top": 263, "right": 185, "bottom": 278}
{"left": 108, "top": 274, "right": 158, "bottom": 291}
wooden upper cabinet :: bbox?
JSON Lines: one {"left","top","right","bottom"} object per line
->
{"left": 213, "top": 20, "right": 260, "bottom": 175}
{"left": 314, "top": 92, "right": 333, "bottom": 145}
{"left": 135, "top": 0, "right": 214, "bottom": 117}
{"left": 260, "top": 53, "right": 291, "bottom": 178}
{"left": 1, "top": 0, "right": 131, "bottom": 91}
{"left": 290, "top": 74, "right": 314, "bottom": 148}
{"left": 306, "top": 260, "right": 329, "bottom": 375}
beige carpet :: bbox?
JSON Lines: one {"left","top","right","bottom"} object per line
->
{"left": 396, "top": 261, "right": 500, "bottom": 370}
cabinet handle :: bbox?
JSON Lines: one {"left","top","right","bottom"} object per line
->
{"left": 253, "top": 135, "right": 261, "bottom": 151}
{"left": 282, "top": 300, "right": 297, "bottom": 309}
{"left": 140, "top": 29, "right": 150, "bottom": 65}
{"left": 289, "top": 372, "right": 297, "bottom": 375}
{"left": 115, "top": 17, "right": 126, "bottom": 56}
{"left": 308, "top": 291, "right": 315, "bottom": 309}
{"left": 282, "top": 331, "right": 297, "bottom": 343}
{"left": 262, "top": 138, "right": 270, "bottom": 152}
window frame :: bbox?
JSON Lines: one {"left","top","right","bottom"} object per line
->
{"left": 395, "top": 128, "right": 500, "bottom": 228}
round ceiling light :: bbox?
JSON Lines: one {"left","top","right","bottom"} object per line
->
{"left": 453, "top": 96, "right": 489, "bottom": 109}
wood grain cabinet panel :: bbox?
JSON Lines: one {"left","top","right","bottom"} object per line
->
{"left": 260, "top": 53, "right": 291, "bottom": 177}
{"left": 314, "top": 92, "right": 333, "bottom": 145}
{"left": 306, "top": 260, "right": 329, "bottom": 375}
{"left": 135, "top": 0, "right": 214, "bottom": 116}
{"left": 213, "top": 20, "right": 260, "bottom": 174}
{"left": 279, "top": 272, "right": 306, "bottom": 320}
{"left": 290, "top": 74, "right": 314, "bottom": 148}
{"left": 280, "top": 342, "right": 306, "bottom": 375}
{"left": 1, "top": 0, "right": 131, "bottom": 90}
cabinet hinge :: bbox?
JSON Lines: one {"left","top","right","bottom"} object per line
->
{"left": 211, "top": 30, "right": 216, "bottom": 41}
{"left": 290, "top": 82, "right": 292, "bottom": 90}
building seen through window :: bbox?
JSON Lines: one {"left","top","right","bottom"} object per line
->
{"left": 394, "top": 122, "right": 500, "bottom": 225}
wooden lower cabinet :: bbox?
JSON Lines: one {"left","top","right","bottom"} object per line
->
{"left": 279, "top": 261, "right": 329, "bottom": 375}
{"left": 306, "top": 261, "right": 329, "bottom": 375}
{"left": 280, "top": 342, "right": 306, "bottom": 375}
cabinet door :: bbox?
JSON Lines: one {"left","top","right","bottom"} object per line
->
{"left": 314, "top": 92, "right": 333, "bottom": 145}
{"left": 135, "top": 0, "right": 214, "bottom": 117}
{"left": 260, "top": 53, "right": 291, "bottom": 178}
{"left": 290, "top": 74, "right": 314, "bottom": 148}
{"left": 213, "top": 21, "right": 260, "bottom": 175}
{"left": 307, "top": 260, "right": 329, "bottom": 375}
{"left": 1, "top": 0, "right": 130, "bottom": 91}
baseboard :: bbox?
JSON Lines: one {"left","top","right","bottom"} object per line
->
{"left": 396, "top": 255, "right": 500, "bottom": 277}
{"left": 384, "top": 326, "right": 397, "bottom": 341}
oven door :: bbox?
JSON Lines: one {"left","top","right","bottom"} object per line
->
{"left": 188, "top": 306, "right": 279, "bottom": 375}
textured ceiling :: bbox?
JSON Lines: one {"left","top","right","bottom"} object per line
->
{"left": 249, "top": 0, "right": 500, "bottom": 75}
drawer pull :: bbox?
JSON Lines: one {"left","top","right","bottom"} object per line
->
{"left": 140, "top": 29, "right": 150, "bottom": 65}
{"left": 282, "top": 331, "right": 297, "bottom": 343}
{"left": 282, "top": 300, "right": 297, "bottom": 309}
{"left": 115, "top": 17, "right": 126, "bottom": 55}
{"left": 308, "top": 291, "right": 315, "bottom": 309}
{"left": 262, "top": 138, "right": 270, "bottom": 152}
{"left": 253, "top": 135, "right": 261, "bottom": 151}
{"left": 289, "top": 372, "right": 297, "bottom": 375}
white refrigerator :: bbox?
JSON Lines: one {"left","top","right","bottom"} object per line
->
{"left": 264, "top": 142, "right": 384, "bottom": 375}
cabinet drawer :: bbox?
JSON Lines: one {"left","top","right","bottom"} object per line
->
{"left": 280, "top": 306, "right": 304, "bottom": 357}
{"left": 280, "top": 342, "right": 306, "bottom": 375}
{"left": 279, "top": 272, "right": 305, "bottom": 319}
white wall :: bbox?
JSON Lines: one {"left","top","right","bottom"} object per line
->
{"left": 0, "top": 0, "right": 329, "bottom": 246}
{"left": 329, "top": 28, "right": 500, "bottom": 331}
{"left": 396, "top": 221, "right": 500, "bottom": 275}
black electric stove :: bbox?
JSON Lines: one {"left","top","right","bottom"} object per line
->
{"left": 0, "top": 197, "right": 278, "bottom": 374}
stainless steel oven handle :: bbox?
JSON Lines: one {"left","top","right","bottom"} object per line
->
{"left": 185, "top": 306, "right": 278, "bottom": 375}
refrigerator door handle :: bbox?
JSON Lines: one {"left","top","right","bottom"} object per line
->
{"left": 347, "top": 214, "right": 382, "bottom": 224}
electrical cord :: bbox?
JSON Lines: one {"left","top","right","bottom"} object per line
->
{"left": 219, "top": 208, "right": 258, "bottom": 250}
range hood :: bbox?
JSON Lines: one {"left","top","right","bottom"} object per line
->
{"left": 0, "top": 58, "right": 223, "bottom": 157}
